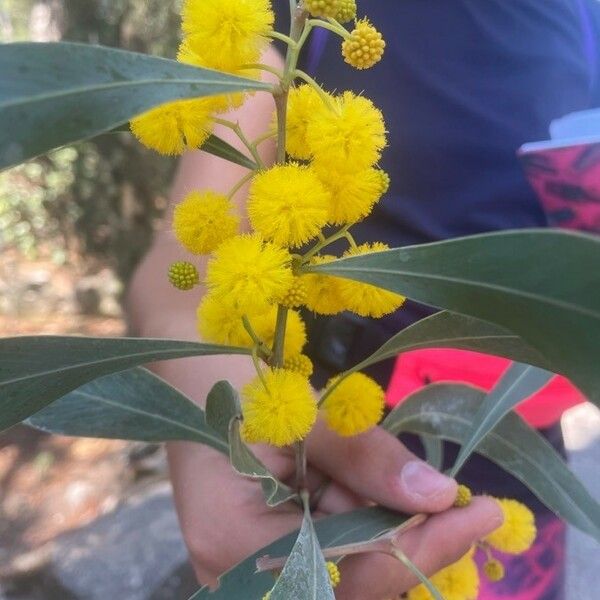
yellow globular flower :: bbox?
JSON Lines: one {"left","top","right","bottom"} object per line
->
{"left": 407, "top": 552, "right": 479, "bottom": 600}
{"left": 130, "top": 98, "right": 214, "bottom": 155}
{"left": 342, "top": 18, "right": 386, "bottom": 70}
{"left": 484, "top": 558, "right": 505, "bottom": 582}
{"left": 277, "top": 276, "right": 308, "bottom": 308}
{"left": 252, "top": 307, "right": 307, "bottom": 359}
{"left": 248, "top": 164, "right": 331, "bottom": 248}
{"left": 339, "top": 243, "right": 406, "bottom": 318}
{"left": 168, "top": 261, "right": 200, "bottom": 291}
{"left": 303, "top": 255, "right": 348, "bottom": 315}
{"left": 283, "top": 354, "right": 314, "bottom": 378}
{"left": 181, "top": 0, "right": 274, "bottom": 71}
{"left": 304, "top": 0, "right": 339, "bottom": 18}
{"left": 306, "top": 91, "right": 387, "bottom": 174}
{"left": 316, "top": 165, "right": 385, "bottom": 225}
{"left": 205, "top": 234, "right": 293, "bottom": 312}
{"left": 285, "top": 84, "right": 332, "bottom": 160}
{"left": 173, "top": 191, "right": 239, "bottom": 255}
{"left": 376, "top": 169, "right": 390, "bottom": 195}
{"left": 453, "top": 484, "right": 473, "bottom": 508}
{"left": 241, "top": 369, "right": 317, "bottom": 447}
{"left": 485, "top": 498, "right": 537, "bottom": 555}
{"left": 321, "top": 373, "right": 385, "bottom": 436}
{"left": 196, "top": 293, "right": 257, "bottom": 347}
{"left": 326, "top": 562, "right": 341, "bottom": 587}
{"left": 334, "top": 0, "right": 356, "bottom": 23}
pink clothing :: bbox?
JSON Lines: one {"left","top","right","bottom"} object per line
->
{"left": 386, "top": 349, "right": 584, "bottom": 428}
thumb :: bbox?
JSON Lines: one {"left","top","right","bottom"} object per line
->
{"left": 306, "top": 419, "right": 457, "bottom": 514}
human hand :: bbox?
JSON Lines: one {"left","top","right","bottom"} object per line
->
{"left": 168, "top": 418, "right": 503, "bottom": 600}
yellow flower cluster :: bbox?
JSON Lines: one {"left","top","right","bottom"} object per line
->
{"left": 150, "top": 0, "right": 401, "bottom": 449}
{"left": 131, "top": 0, "right": 274, "bottom": 154}
{"left": 407, "top": 498, "right": 537, "bottom": 599}
{"left": 407, "top": 549, "right": 479, "bottom": 600}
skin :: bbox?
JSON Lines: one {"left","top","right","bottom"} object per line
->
{"left": 126, "top": 46, "right": 503, "bottom": 599}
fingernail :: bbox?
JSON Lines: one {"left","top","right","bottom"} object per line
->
{"left": 400, "top": 460, "right": 456, "bottom": 500}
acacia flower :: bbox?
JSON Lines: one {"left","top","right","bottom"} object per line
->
{"left": 321, "top": 373, "right": 385, "bottom": 436}
{"left": 168, "top": 261, "right": 199, "bottom": 290}
{"left": 285, "top": 84, "right": 332, "bottom": 160}
{"left": 485, "top": 498, "right": 537, "bottom": 554}
{"left": 205, "top": 234, "right": 293, "bottom": 312}
{"left": 197, "top": 293, "right": 257, "bottom": 347}
{"left": 339, "top": 243, "right": 406, "bottom": 318}
{"left": 342, "top": 19, "right": 386, "bottom": 70}
{"left": 304, "top": 0, "right": 340, "bottom": 18}
{"left": 181, "top": 0, "right": 274, "bottom": 70}
{"left": 407, "top": 550, "right": 480, "bottom": 600}
{"left": 130, "top": 98, "right": 214, "bottom": 155}
{"left": 248, "top": 163, "right": 331, "bottom": 248}
{"left": 306, "top": 91, "right": 387, "bottom": 174}
{"left": 252, "top": 307, "right": 308, "bottom": 359}
{"left": 283, "top": 354, "right": 314, "bottom": 378}
{"left": 316, "top": 166, "right": 387, "bottom": 224}
{"left": 173, "top": 191, "right": 239, "bottom": 255}
{"left": 303, "top": 255, "right": 348, "bottom": 315}
{"left": 334, "top": 0, "right": 356, "bottom": 23}
{"left": 241, "top": 369, "right": 317, "bottom": 447}
{"left": 483, "top": 559, "right": 505, "bottom": 582}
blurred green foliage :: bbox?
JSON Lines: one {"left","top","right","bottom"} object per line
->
{"left": 0, "top": 0, "right": 183, "bottom": 281}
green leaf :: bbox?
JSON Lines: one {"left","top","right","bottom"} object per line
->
{"left": 268, "top": 499, "right": 335, "bottom": 600}
{"left": 420, "top": 435, "right": 443, "bottom": 471}
{"left": 450, "top": 363, "right": 553, "bottom": 476}
{"left": 311, "top": 230, "right": 600, "bottom": 405}
{"left": 205, "top": 380, "right": 242, "bottom": 441}
{"left": 345, "top": 311, "right": 550, "bottom": 377}
{"left": 229, "top": 420, "right": 297, "bottom": 507}
{"left": 206, "top": 381, "right": 296, "bottom": 507}
{"left": 383, "top": 383, "right": 600, "bottom": 542}
{"left": 188, "top": 507, "right": 408, "bottom": 599}
{"left": 0, "top": 42, "right": 270, "bottom": 169}
{"left": 0, "top": 335, "right": 250, "bottom": 432}
{"left": 27, "top": 368, "right": 227, "bottom": 453}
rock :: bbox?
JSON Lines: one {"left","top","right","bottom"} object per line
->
{"left": 45, "top": 483, "right": 194, "bottom": 600}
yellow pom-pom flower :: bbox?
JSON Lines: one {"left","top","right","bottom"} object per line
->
{"left": 181, "top": 0, "right": 274, "bottom": 70}
{"left": 252, "top": 307, "right": 307, "bottom": 359}
{"left": 334, "top": 0, "right": 356, "bottom": 23}
{"left": 248, "top": 164, "right": 331, "bottom": 248}
{"left": 316, "top": 166, "right": 385, "bottom": 225}
{"left": 168, "top": 261, "right": 200, "bottom": 290}
{"left": 283, "top": 354, "right": 314, "bottom": 378}
{"left": 407, "top": 551, "right": 480, "bottom": 600}
{"left": 485, "top": 498, "right": 537, "bottom": 554}
{"left": 173, "top": 191, "right": 239, "bottom": 255}
{"left": 241, "top": 368, "right": 317, "bottom": 447}
{"left": 453, "top": 484, "right": 473, "bottom": 508}
{"left": 306, "top": 91, "right": 387, "bottom": 174}
{"left": 197, "top": 293, "right": 256, "bottom": 347}
{"left": 303, "top": 255, "right": 348, "bottom": 315}
{"left": 304, "top": 0, "right": 339, "bottom": 18}
{"left": 130, "top": 98, "right": 214, "bottom": 156}
{"left": 483, "top": 558, "right": 505, "bottom": 582}
{"left": 277, "top": 276, "right": 308, "bottom": 308}
{"left": 321, "top": 373, "right": 385, "bottom": 436}
{"left": 285, "top": 85, "right": 331, "bottom": 160}
{"left": 205, "top": 234, "right": 293, "bottom": 312}
{"left": 326, "top": 561, "right": 341, "bottom": 587}
{"left": 375, "top": 169, "right": 390, "bottom": 195}
{"left": 338, "top": 243, "right": 406, "bottom": 317}
{"left": 342, "top": 18, "right": 386, "bottom": 70}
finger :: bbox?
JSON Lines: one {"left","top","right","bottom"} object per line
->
{"left": 334, "top": 496, "right": 503, "bottom": 600}
{"left": 306, "top": 419, "right": 457, "bottom": 514}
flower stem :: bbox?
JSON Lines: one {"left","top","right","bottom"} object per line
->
{"left": 293, "top": 69, "right": 336, "bottom": 110}
{"left": 213, "top": 117, "right": 265, "bottom": 169}
{"left": 271, "top": 305, "right": 288, "bottom": 367}
{"left": 239, "top": 62, "right": 284, "bottom": 80}
{"left": 227, "top": 171, "right": 255, "bottom": 201}
{"left": 301, "top": 224, "right": 352, "bottom": 262}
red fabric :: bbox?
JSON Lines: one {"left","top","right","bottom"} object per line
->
{"left": 385, "top": 349, "right": 584, "bottom": 428}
